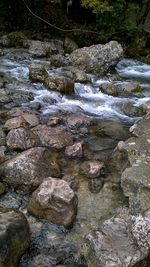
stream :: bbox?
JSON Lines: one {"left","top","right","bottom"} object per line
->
{"left": 0, "top": 47, "right": 150, "bottom": 267}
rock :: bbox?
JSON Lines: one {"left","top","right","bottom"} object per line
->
{"left": 0, "top": 146, "right": 7, "bottom": 164}
{"left": 47, "top": 116, "right": 61, "bottom": 126}
{"left": 80, "top": 161, "right": 105, "bottom": 178}
{"left": 64, "top": 113, "right": 90, "bottom": 131}
{"left": 6, "top": 128, "right": 39, "bottom": 150}
{"left": 118, "top": 100, "right": 143, "bottom": 117}
{"left": 120, "top": 117, "right": 150, "bottom": 214}
{"left": 0, "top": 210, "right": 30, "bottom": 267}
{"left": 88, "top": 178, "right": 104, "bottom": 193}
{"left": 100, "top": 82, "right": 118, "bottom": 96}
{"left": 28, "top": 178, "right": 78, "bottom": 227}
{"left": 4, "top": 113, "right": 39, "bottom": 131}
{"left": 0, "top": 48, "right": 4, "bottom": 56}
{"left": 0, "top": 32, "right": 26, "bottom": 47}
{"left": 64, "top": 66, "right": 90, "bottom": 83}
{"left": 114, "top": 82, "right": 143, "bottom": 97}
{"left": 0, "top": 77, "right": 5, "bottom": 88}
{"left": 0, "top": 147, "right": 61, "bottom": 189}
{"left": 45, "top": 69, "right": 74, "bottom": 93}
{"left": 62, "top": 175, "right": 79, "bottom": 191}
{"left": 64, "top": 37, "right": 78, "bottom": 54}
{"left": 86, "top": 208, "right": 150, "bottom": 267}
{"left": 50, "top": 54, "right": 70, "bottom": 67}
{"left": 69, "top": 41, "right": 123, "bottom": 74}
{"left": 0, "top": 127, "right": 6, "bottom": 145}
{"left": 0, "top": 182, "right": 6, "bottom": 195}
{"left": 0, "top": 89, "right": 11, "bottom": 104}
{"left": 29, "top": 63, "right": 47, "bottom": 82}
{"left": 28, "top": 40, "right": 57, "bottom": 57}
{"left": 65, "top": 142, "right": 83, "bottom": 157}
{"left": 32, "top": 125, "right": 73, "bottom": 149}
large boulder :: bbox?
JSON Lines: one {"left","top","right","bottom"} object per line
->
{"left": 69, "top": 41, "right": 124, "bottom": 74}
{"left": 32, "top": 125, "right": 74, "bottom": 149}
{"left": 86, "top": 208, "right": 150, "bottom": 267}
{"left": 0, "top": 210, "right": 30, "bottom": 267}
{"left": 28, "top": 178, "right": 78, "bottom": 227}
{"left": 120, "top": 116, "right": 150, "bottom": 214}
{"left": 0, "top": 147, "right": 61, "bottom": 189}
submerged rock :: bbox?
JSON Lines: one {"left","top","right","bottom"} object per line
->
{"left": 0, "top": 210, "right": 30, "bottom": 267}
{"left": 86, "top": 208, "right": 150, "bottom": 267}
{"left": 0, "top": 147, "right": 61, "bottom": 189}
{"left": 69, "top": 41, "right": 123, "bottom": 75}
{"left": 28, "top": 178, "right": 78, "bottom": 227}
{"left": 80, "top": 161, "right": 105, "bottom": 179}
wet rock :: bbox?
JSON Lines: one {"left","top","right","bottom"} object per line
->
{"left": 0, "top": 146, "right": 7, "bottom": 164}
{"left": 0, "top": 147, "right": 61, "bottom": 189}
{"left": 64, "top": 66, "right": 90, "bottom": 83}
{"left": 0, "top": 182, "right": 6, "bottom": 195}
{"left": 88, "top": 178, "right": 104, "bottom": 193}
{"left": 80, "top": 161, "right": 105, "bottom": 178}
{"left": 47, "top": 116, "right": 62, "bottom": 126}
{"left": 65, "top": 142, "right": 84, "bottom": 158}
{"left": 28, "top": 40, "right": 57, "bottom": 57}
{"left": 62, "top": 175, "right": 79, "bottom": 191}
{"left": 4, "top": 113, "right": 39, "bottom": 131}
{"left": 64, "top": 37, "right": 78, "bottom": 54}
{"left": 130, "top": 115, "right": 150, "bottom": 137}
{"left": 64, "top": 113, "right": 90, "bottom": 131}
{"left": 45, "top": 69, "right": 74, "bottom": 93}
{"left": 142, "top": 100, "right": 150, "bottom": 113}
{"left": 0, "top": 89, "right": 11, "bottom": 103}
{"left": 100, "top": 82, "right": 118, "bottom": 96}
{"left": 0, "top": 128, "right": 6, "bottom": 145}
{"left": 29, "top": 63, "right": 47, "bottom": 82}
{"left": 6, "top": 128, "right": 39, "bottom": 150}
{"left": 118, "top": 100, "right": 143, "bottom": 117}
{"left": 7, "top": 90, "right": 33, "bottom": 104}
{"left": 114, "top": 82, "right": 143, "bottom": 97}
{"left": 69, "top": 41, "right": 123, "bottom": 75}
{"left": 32, "top": 125, "right": 73, "bottom": 150}
{"left": 86, "top": 208, "right": 150, "bottom": 267}
{"left": 28, "top": 178, "right": 78, "bottom": 227}
{"left": 0, "top": 210, "right": 30, "bottom": 267}
{"left": 50, "top": 54, "right": 70, "bottom": 67}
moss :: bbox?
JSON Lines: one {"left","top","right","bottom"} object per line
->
{"left": 132, "top": 84, "right": 142, "bottom": 93}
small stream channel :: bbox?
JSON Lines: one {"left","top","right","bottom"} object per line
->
{"left": 0, "top": 48, "right": 150, "bottom": 267}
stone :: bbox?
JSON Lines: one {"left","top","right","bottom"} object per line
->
{"left": 28, "top": 40, "right": 57, "bottom": 57}
{"left": 69, "top": 41, "right": 123, "bottom": 75}
{"left": 64, "top": 113, "right": 90, "bottom": 130}
{"left": 0, "top": 146, "right": 7, "bottom": 164}
{"left": 65, "top": 142, "right": 83, "bottom": 157}
{"left": 62, "top": 175, "right": 79, "bottom": 191}
{"left": 80, "top": 161, "right": 105, "bottom": 178}
{"left": 0, "top": 89, "right": 11, "bottom": 104}
{"left": 86, "top": 208, "right": 150, "bottom": 267}
{"left": 29, "top": 63, "right": 47, "bottom": 82}
{"left": 45, "top": 70, "right": 74, "bottom": 93}
{"left": 64, "top": 37, "right": 78, "bottom": 54}
{"left": 47, "top": 116, "right": 61, "bottom": 126}
{"left": 0, "top": 32, "right": 26, "bottom": 47}
{"left": 4, "top": 113, "right": 39, "bottom": 131}
{"left": 0, "top": 147, "right": 61, "bottom": 189}
{"left": 114, "top": 81, "right": 143, "bottom": 97}
{"left": 0, "top": 210, "right": 30, "bottom": 267}
{"left": 6, "top": 128, "right": 39, "bottom": 150}
{"left": 0, "top": 128, "right": 6, "bottom": 146}
{"left": 88, "top": 178, "right": 104, "bottom": 193}
{"left": 100, "top": 82, "right": 118, "bottom": 96}
{"left": 28, "top": 178, "right": 78, "bottom": 227}
{"left": 32, "top": 125, "right": 73, "bottom": 149}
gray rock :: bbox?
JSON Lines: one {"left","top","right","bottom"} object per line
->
{"left": 86, "top": 208, "right": 150, "bottom": 267}
{"left": 29, "top": 63, "right": 47, "bottom": 82}
{"left": 64, "top": 113, "right": 90, "bottom": 130}
{"left": 0, "top": 128, "right": 6, "bottom": 146}
{"left": 80, "top": 160, "right": 105, "bottom": 178}
{"left": 0, "top": 146, "right": 7, "bottom": 164}
{"left": 6, "top": 128, "right": 39, "bottom": 150}
{"left": 65, "top": 142, "right": 84, "bottom": 158}
{"left": 0, "top": 147, "right": 61, "bottom": 189}
{"left": 28, "top": 178, "right": 78, "bottom": 227}
{"left": 28, "top": 40, "right": 57, "bottom": 57}
{"left": 0, "top": 210, "right": 30, "bottom": 267}
{"left": 69, "top": 41, "right": 123, "bottom": 74}
{"left": 4, "top": 113, "right": 39, "bottom": 131}
{"left": 32, "top": 125, "right": 73, "bottom": 150}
